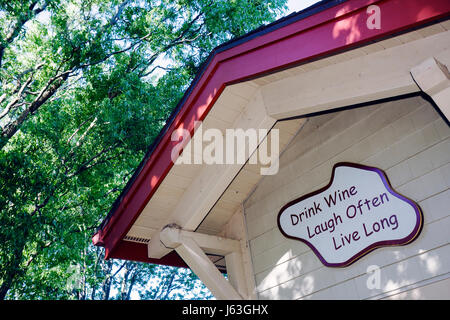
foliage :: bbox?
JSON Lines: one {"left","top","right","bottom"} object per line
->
{"left": 0, "top": 0, "right": 287, "bottom": 299}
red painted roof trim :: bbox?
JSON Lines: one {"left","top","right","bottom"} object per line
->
{"left": 93, "top": 0, "right": 450, "bottom": 266}
{"left": 107, "top": 240, "right": 189, "bottom": 268}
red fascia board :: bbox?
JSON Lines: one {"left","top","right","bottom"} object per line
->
{"left": 109, "top": 240, "right": 227, "bottom": 273}
{"left": 93, "top": 0, "right": 450, "bottom": 262}
{"left": 108, "top": 240, "right": 188, "bottom": 268}
{"left": 215, "top": 0, "right": 377, "bottom": 62}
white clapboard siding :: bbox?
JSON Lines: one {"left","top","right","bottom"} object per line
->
{"left": 381, "top": 277, "right": 450, "bottom": 300}
{"left": 244, "top": 96, "right": 450, "bottom": 300}
{"left": 246, "top": 98, "right": 432, "bottom": 238}
{"left": 246, "top": 100, "right": 444, "bottom": 239}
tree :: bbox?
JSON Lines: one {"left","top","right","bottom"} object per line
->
{"left": 0, "top": 0, "right": 287, "bottom": 299}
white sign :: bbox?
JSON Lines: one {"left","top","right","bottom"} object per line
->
{"left": 277, "top": 163, "right": 423, "bottom": 267}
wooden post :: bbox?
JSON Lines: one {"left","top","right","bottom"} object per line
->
{"left": 221, "top": 205, "right": 258, "bottom": 299}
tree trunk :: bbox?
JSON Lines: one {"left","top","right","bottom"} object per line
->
{"left": 119, "top": 263, "right": 131, "bottom": 300}
{"left": 0, "top": 232, "right": 28, "bottom": 300}
{"left": 0, "top": 73, "right": 68, "bottom": 150}
{"left": 101, "top": 260, "right": 113, "bottom": 300}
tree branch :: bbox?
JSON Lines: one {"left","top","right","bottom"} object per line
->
{"left": 0, "top": 63, "right": 44, "bottom": 120}
{"left": 0, "top": 1, "right": 49, "bottom": 68}
{"left": 0, "top": 70, "right": 70, "bottom": 149}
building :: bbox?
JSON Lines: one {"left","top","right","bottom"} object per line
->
{"left": 92, "top": 0, "right": 450, "bottom": 300}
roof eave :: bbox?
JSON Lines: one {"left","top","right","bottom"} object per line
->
{"left": 93, "top": 0, "right": 450, "bottom": 262}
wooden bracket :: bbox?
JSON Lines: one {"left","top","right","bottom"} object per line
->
{"left": 411, "top": 55, "right": 450, "bottom": 123}
{"left": 159, "top": 226, "right": 243, "bottom": 300}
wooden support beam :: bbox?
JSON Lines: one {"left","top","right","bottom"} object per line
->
{"left": 160, "top": 226, "right": 242, "bottom": 300}
{"left": 160, "top": 227, "right": 241, "bottom": 256}
{"left": 411, "top": 55, "right": 450, "bottom": 122}
{"left": 262, "top": 30, "right": 450, "bottom": 120}
{"left": 148, "top": 89, "right": 276, "bottom": 259}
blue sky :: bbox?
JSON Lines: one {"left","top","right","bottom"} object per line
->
{"left": 286, "top": 0, "right": 321, "bottom": 14}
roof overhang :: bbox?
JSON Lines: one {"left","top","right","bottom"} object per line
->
{"left": 92, "top": 0, "right": 450, "bottom": 268}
